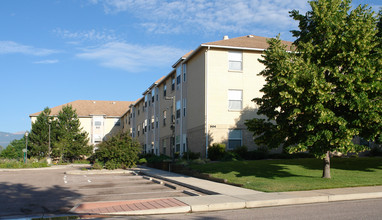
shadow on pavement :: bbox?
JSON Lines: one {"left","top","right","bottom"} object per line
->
{"left": 0, "top": 182, "right": 81, "bottom": 218}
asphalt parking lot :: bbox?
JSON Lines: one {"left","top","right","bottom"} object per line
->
{"left": 0, "top": 165, "right": 202, "bottom": 218}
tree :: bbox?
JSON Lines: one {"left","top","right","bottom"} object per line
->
{"left": 56, "top": 105, "right": 92, "bottom": 162}
{"left": 93, "top": 132, "right": 141, "bottom": 169}
{"left": 246, "top": 0, "right": 382, "bottom": 178}
{"left": 29, "top": 107, "right": 57, "bottom": 159}
{"left": 0, "top": 137, "right": 26, "bottom": 159}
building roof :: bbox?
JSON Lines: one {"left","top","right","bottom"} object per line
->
{"left": 202, "top": 35, "right": 293, "bottom": 51}
{"left": 30, "top": 100, "right": 134, "bottom": 118}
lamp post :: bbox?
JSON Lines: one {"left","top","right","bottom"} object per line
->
{"left": 24, "top": 131, "right": 29, "bottom": 164}
{"left": 165, "top": 96, "right": 176, "bottom": 163}
{"left": 47, "top": 119, "right": 52, "bottom": 164}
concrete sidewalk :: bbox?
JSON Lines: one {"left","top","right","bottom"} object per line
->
{"left": 71, "top": 166, "right": 382, "bottom": 216}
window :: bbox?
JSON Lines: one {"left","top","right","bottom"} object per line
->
{"left": 152, "top": 90, "right": 155, "bottom": 103}
{"left": 114, "top": 119, "right": 120, "bottom": 126}
{"left": 151, "top": 116, "right": 154, "bottom": 130}
{"left": 176, "top": 66, "right": 181, "bottom": 85}
{"left": 228, "top": 51, "right": 242, "bottom": 71}
{"left": 137, "top": 125, "right": 140, "bottom": 137}
{"left": 172, "top": 78, "right": 175, "bottom": 91}
{"left": 163, "top": 84, "right": 167, "bottom": 97}
{"left": 162, "top": 139, "right": 167, "bottom": 155}
{"left": 228, "top": 129, "right": 242, "bottom": 149}
{"left": 176, "top": 135, "right": 180, "bottom": 152}
{"left": 176, "top": 100, "right": 181, "bottom": 119}
{"left": 183, "top": 98, "right": 186, "bottom": 117}
{"left": 183, "top": 134, "right": 187, "bottom": 153}
{"left": 183, "top": 63, "right": 187, "bottom": 82}
{"left": 163, "top": 110, "right": 167, "bottom": 126}
{"left": 156, "top": 116, "right": 158, "bottom": 128}
{"left": 228, "top": 90, "right": 243, "bottom": 110}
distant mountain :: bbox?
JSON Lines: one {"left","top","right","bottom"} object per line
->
{"left": 0, "top": 132, "right": 24, "bottom": 148}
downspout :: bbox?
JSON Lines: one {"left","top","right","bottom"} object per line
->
{"left": 205, "top": 46, "right": 210, "bottom": 158}
{"left": 180, "top": 64, "right": 183, "bottom": 156}
{"left": 154, "top": 88, "right": 157, "bottom": 155}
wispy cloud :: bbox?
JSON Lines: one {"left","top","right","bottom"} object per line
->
{"left": 91, "top": 0, "right": 309, "bottom": 37}
{"left": 76, "top": 42, "right": 188, "bottom": 72}
{"left": 53, "top": 28, "right": 118, "bottom": 43}
{"left": 0, "top": 41, "right": 58, "bottom": 56}
{"left": 33, "top": 59, "right": 59, "bottom": 64}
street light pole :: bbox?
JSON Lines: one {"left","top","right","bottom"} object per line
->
{"left": 165, "top": 96, "right": 176, "bottom": 163}
{"left": 24, "top": 131, "right": 29, "bottom": 164}
{"left": 47, "top": 119, "right": 52, "bottom": 164}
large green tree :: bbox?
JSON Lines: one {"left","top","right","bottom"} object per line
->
{"left": 55, "top": 105, "right": 92, "bottom": 162}
{"left": 29, "top": 107, "right": 58, "bottom": 159}
{"left": 0, "top": 137, "right": 26, "bottom": 159}
{"left": 246, "top": 0, "right": 382, "bottom": 178}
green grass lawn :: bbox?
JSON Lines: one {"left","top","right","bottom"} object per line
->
{"left": 188, "top": 157, "right": 382, "bottom": 192}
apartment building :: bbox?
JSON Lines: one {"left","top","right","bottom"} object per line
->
{"left": 122, "top": 35, "right": 293, "bottom": 158}
{"left": 30, "top": 100, "right": 133, "bottom": 145}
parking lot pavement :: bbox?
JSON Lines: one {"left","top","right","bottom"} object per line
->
{"left": 0, "top": 166, "right": 200, "bottom": 218}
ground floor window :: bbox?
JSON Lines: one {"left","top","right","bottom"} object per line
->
{"left": 176, "top": 135, "right": 180, "bottom": 152}
{"left": 162, "top": 139, "right": 167, "bottom": 155}
{"left": 228, "top": 129, "right": 242, "bottom": 149}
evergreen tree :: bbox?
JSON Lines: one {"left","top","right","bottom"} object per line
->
{"left": 56, "top": 105, "right": 91, "bottom": 162}
{"left": 246, "top": 0, "right": 382, "bottom": 178}
{"left": 28, "top": 108, "right": 57, "bottom": 159}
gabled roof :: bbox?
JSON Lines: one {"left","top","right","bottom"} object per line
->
{"left": 30, "top": 100, "right": 134, "bottom": 118}
{"left": 202, "top": 35, "right": 293, "bottom": 51}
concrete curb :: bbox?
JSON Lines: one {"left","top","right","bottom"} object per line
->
{"left": 65, "top": 169, "right": 133, "bottom": 175}
{"left": 105, "top": 206, "right": 191, "bottom": 216}
{"left": 0, "top": 164, "right": 89, "bottom": 172}
{"left": 137, "top": 170, "right": 218, "bottom": 195}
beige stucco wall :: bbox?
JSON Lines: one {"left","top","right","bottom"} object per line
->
{"left": 205, "top": 48, "right": 266, "bottom": 150}
{"left": 185, "top": 50, "right": 206, "bottom": 130}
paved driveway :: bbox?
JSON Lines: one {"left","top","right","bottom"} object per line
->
{"left": 0, "top": 165, "right": 196, "bottom": 218}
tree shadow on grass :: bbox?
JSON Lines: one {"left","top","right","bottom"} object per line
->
{"left": 279, "top": 157, "right": 382, "bottom": 172}
{"left": 192, "top": 160, "right": 303, "bottom": 179}
{"left": 0, "top": 182, "right": 81, "bottom": 218}
{"left": 192, "top": 157, "right": 382, "bottom": 180}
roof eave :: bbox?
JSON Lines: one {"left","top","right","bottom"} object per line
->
{"left": 201, "top": 44, "right": 266, "bottom": 52}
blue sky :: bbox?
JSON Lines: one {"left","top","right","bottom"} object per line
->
{"left": 0, "top": 0, "right": 381, "bottom": 133}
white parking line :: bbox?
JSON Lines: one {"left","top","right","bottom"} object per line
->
{"left": 63, "top": 175, "right": 68, "bottom": 184}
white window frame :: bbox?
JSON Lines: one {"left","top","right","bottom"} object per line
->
{"left": 228, "top": 129, "right": 242, "bottom": 149}
{"left": 228, "top": 51, "right": 243, "bottom": 71}
{"left": 183, "top": 63, "right": 187, "bottom": 82}
{"left": 228, "top": 90, "right": 243, "bottom": 110}
{"left": 183, "top": 98, "right": 186, "bottom": 117}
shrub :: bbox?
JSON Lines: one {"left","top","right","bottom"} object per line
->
{"left": 105, "top": 160, "right": 119, "bottom": 170}
{"left": 182, "top": 151, "right": 200, "bottom": 160}
{"left": 92, "top": 160, "right": 103, "bottom": 170}
{"left": 222, "top": 151, "right": 241, "bottom": 161}
{"left": 0, "top": 158, "right": 48, "bottom": 168}
{"left": 370, "top": 146, "right": 382, "bottom": 157}
{"left": 143, "top": 154, "right": 171, "bottom": 163}
{"left": 233, "top": 146, "right": 248, "bottom": 159}
{"left": 247, "top": 150, "right": 269, "bottom": 160}
{"left": 138, "top": 158, "right": 147, "bottom": 164}
{"left": 208, "top": 143, "right": 226, "bottom": 161}
{"left": 94, "top": 132, "right": 141, "bottom": 169}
